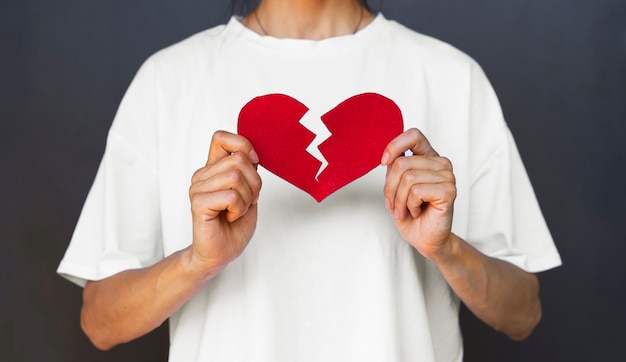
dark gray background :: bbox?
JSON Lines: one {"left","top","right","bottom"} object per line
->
{"left": 2, "top": 0, "right": 625, "bottom": 361}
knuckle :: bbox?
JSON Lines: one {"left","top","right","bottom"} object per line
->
{"left": 439, "top": 157, "right": 453, "bottom": 171}
{"left": 252, "top": 173, "right": 262, "bottom": 192}
{"left": 407, "top": 127, "right": 420, "bottom": 138}
{"left": 447, "top": 171, "right": 457, "bottom": 185}
{"left": 188, "top": 181, "right": 205, "bottom": 200}
{"left": 189, "top": 192, "right": 204, "bottom": 212}
{"left": 224, "top": 189, "right": 240, "bottom": 204}
{"left": 394, "top": 156, "right": 410, "bottom": 170}
{"left": 400, "top": 170, "right": 416, "bottom": 185}
{"left": 409, "top": 183, "right": 423, "bottom": 197}
{"left": 225, "top": 169, "right": 244, "bottom": 184}
{"left": 445, "top": 183, "right": 457, "bottom": 199}
{"left": 440, "top": 169, "right": 455, "bottom": 183}
{"left": 191, "top": 168, "right": 204, "bottom": 183}
{"left": 383, "top": 182, "right": 393, "bottom": 196}
{"left": 212, "top": 130, "right": 226, "bottom": 141}
{"left": 409, "top": 127, "right": 425, "bottom": 142}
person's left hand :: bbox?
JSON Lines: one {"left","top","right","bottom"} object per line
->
{"left": 381, "top": 128, "right": 457, "bottom": 261}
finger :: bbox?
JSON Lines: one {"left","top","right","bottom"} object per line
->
{"left": 190, "top": 188, "right": 252, "bottom": 223}
{"left": 208, "top": 130, "right": 259, "bottom": 165}
{"left": 191, "top": 169, "right": 255, "bottom": 207}
{"left": 381, "top": 128, "right": 439, "bottom": 165}
{"left": 193, "top": 152, "right": 262, "bottom": 194}
{"left": 405, "top": 182, "right": 456, "bottom": 219}
{"left": 383, "top": 156, "right": 452, "bottom": 211}
{"left": 191, "top": 158, "right": 262, "bottom": 210}
{"left": 392, "top": 169, "right": 454, "bottom": 220}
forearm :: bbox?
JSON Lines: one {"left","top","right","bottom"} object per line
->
{"left": 81, "top": 247, "right": 217, "bottom": 350}
{"left": 432, "top": 234, "right": 541, "bottom": 341}
{"left": 80, "top": 132, "right": 260, "bottom": 351}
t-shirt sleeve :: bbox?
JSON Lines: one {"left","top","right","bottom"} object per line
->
{"left": 464, "top": 63, "right": 562, "bottom": 273}
{"left": 57, "top": 59, "right": 164, "bottom": 287}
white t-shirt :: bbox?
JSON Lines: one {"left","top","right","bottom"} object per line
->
{"left": 58, "top": 14, "right": 561, "bottom": 362}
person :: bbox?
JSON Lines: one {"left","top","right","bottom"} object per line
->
{"left": 57, "top": 0, "right": 561, "bottom": 361}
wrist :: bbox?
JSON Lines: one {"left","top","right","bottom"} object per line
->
{"left": 181, "top": 246, "right": 227, "bottom": 284}
{"left": 426, "top": 233, "right": 460, "bottom": 266}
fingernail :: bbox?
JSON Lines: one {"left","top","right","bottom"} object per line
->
{"left": 393, "top": 209, "right": 400, "bottom": 220}
{"left": 249, "top": 149, "right": 259, "bottom": 163}
{"left": 381, "top": 152, "right": 389, "bottom": 165}
{"left": 384, "top": 198, "right": 391, "bottom": 211}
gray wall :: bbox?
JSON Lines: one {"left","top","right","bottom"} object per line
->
{"left": 2, "top": 0, "right": 625, "bottom": 360}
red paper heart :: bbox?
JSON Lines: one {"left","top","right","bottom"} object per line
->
{"left": 238, "top": 93, "right": 404, "bottom": 202}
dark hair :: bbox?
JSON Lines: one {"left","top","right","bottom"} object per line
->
{"left": 231, "top": 1, "right": 371, "bottom": 16}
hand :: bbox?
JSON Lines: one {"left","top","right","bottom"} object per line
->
{"left": 381, "top": 128, "right": 457, "bottom": 261}
{"left": 188, "top": 131, "right": 262, "bottom": 278}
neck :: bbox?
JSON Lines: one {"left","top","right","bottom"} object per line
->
{"left": 242, "top": 0, "right": 373, "bottom": 40}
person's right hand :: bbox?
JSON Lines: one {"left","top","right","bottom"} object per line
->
{"left": 187, "top": 130, "right": 262, "bottom": 279}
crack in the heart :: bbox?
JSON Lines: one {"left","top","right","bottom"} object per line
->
{"left": 298, "top": 109, "right": 331, "bottom": 181}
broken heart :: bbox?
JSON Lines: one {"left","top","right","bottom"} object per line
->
{"left": 237, "top": 93, "right": 404, "bottom": 202}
